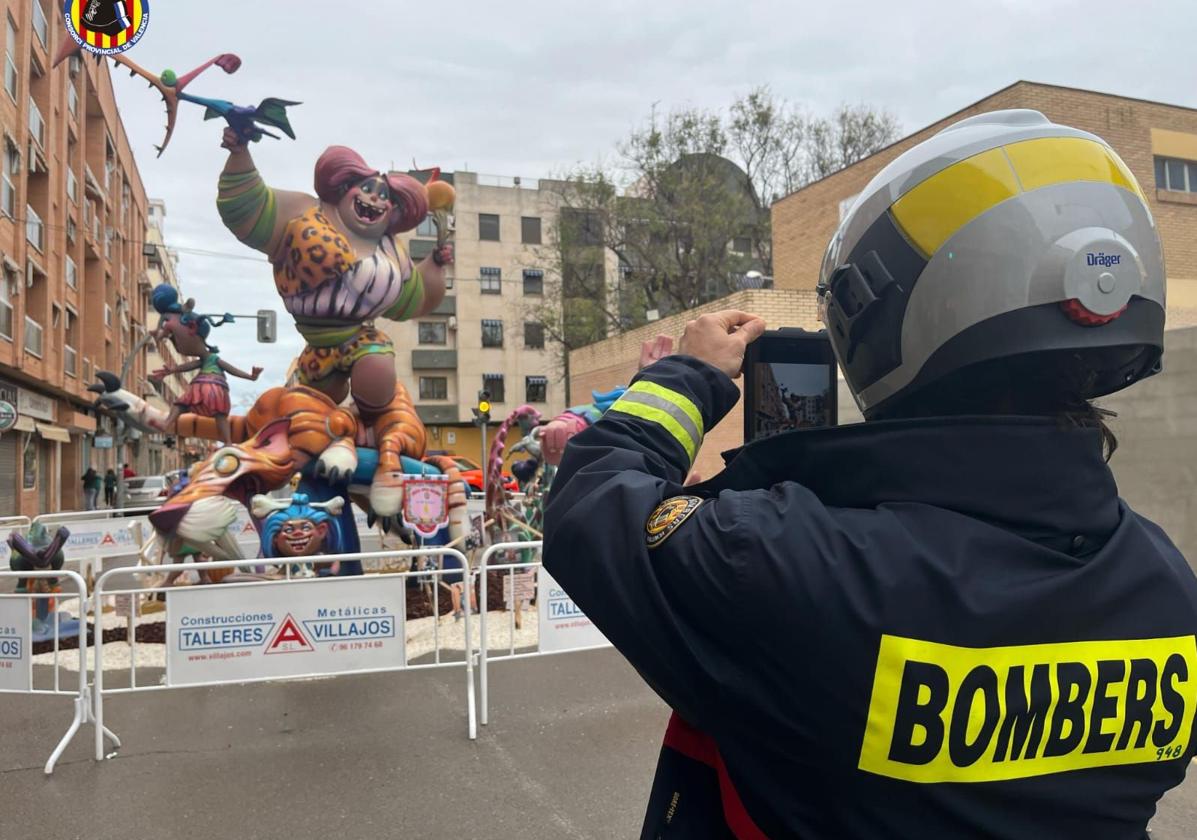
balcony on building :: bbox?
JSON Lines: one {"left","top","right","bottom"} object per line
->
{"left": 411, "top": 349, "right": 457, "bottom": 369}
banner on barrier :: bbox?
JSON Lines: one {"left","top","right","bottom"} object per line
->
{"left": 537, "top": 568, "right": 609, "bottom": 653}
{"left": 0, "top": 597, "right": 31, "bottom": 691}
{"left": 61, "top": 518, "right": 145, "bottom": 561}
{"left": 165, "top": 577, "right": 406, "bottom": 687}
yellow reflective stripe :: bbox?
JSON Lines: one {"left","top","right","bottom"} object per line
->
{"left": 1005, "top": 136, "right": 1145, "bottom": 203}
{"left": 891, "top": 148, "right": 1020, "bottom": 258}
{"left": 608, "top": 400, "right": 699, "bottom": 463}
{"left": 891, "top": 137, "right": 1145, "bottom": 259}
{"left": 627, "top": 380, "right": 704, "bottom": 439}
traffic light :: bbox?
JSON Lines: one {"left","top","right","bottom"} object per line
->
{"left": 471, "top": 389, "right": 491, "bottom": 426}
{"left": 257, "top": 309, "right": 277, "bottom": 343}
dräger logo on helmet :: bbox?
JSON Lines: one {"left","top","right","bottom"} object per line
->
{"left": 1086, "top": 252, "right": 1122, "bottom": 267}
{"left": 858, "top": 634, "right": 1196, "bottom": 783}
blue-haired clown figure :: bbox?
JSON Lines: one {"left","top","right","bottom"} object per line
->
{"left": 251, "top": 492, "right": 346, "bottom": 576}
{"left": 149, "top": 283, "right": 261, "bottom": 442}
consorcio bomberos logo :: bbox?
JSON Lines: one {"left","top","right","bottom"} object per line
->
{"left": 62, "top": 0, "right": 149, "bottom": 56}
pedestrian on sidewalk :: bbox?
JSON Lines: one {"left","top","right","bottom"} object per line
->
{"left": 103, "top": 468, "right": 117, "bottom": 507}
{"left": 81, "top": 468, "right": 101, "bottom": 511}
{"left": 122, "top": 462, "right": 135, "bottom": 479}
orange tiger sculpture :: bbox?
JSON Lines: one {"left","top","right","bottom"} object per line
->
{"left": 90, "top": 373, "right": 466, "bottom": 559}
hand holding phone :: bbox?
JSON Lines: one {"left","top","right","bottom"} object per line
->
{"left": 742, "top": 329, "right": 838, "bottom": 443}
{"left": 678, "top": 311, "right": 768, "bottom": 379}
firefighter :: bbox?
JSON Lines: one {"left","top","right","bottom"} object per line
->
{"left": 543, "top": 109, "right": 1197, "bottom": 839}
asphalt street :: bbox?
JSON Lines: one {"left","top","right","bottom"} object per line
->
{"left": 1, "top": 648, "right": 1194, "bottom": 839}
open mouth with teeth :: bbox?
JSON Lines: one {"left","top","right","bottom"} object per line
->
{"left": 148, "top": 418, "right": 296, "bottom": 560}
{"left": 282, "top": 530, "right": 316, "bottom": 555}
{"left": 353, "top": 197, "right": 386, "bottom": 224}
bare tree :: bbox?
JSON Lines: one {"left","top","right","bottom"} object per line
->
{"left": 528, "top": 90, "right": 900, "bottom": 394}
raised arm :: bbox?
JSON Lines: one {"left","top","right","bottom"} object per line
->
{"left": 217, "top": 360, "right": 263, "bottom": 381}
{"left": 217, "top": 128, "right": 316, "bottom": 260}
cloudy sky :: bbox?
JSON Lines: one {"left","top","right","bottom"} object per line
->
{"left": 106, "top": 0, "right": 1197, "bottom": 405}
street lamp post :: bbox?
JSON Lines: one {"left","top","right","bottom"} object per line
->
{"left": 112, "top": 330, "right": 158, "bottom": 510}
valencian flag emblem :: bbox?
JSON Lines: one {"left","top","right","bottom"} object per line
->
{"left": 63, "top": 0, "right": 149, "bottom": 56}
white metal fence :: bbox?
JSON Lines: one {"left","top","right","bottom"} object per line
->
{"left": 0, "top": 569, "right": 119, "bottom": 773}
{"left": 91, "top": 548, "right": 478, "bottom": 761}
{"left": 476, "top": 541, "right": 610, "bottom": 726}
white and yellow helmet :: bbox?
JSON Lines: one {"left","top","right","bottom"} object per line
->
{"left": 819, "top": 109, "right": 1166, "bottom": 419}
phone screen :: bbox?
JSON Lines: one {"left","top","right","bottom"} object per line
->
{"left": 749, "top": 363, "right": 834, "bottom": 439}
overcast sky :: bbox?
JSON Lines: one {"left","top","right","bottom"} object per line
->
{"left": 106, "top": 0, "right": 1197, "bottom": 405}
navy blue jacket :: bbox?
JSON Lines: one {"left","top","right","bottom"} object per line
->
{"left": 543, "top": 355, "right": 1197, "bottom": 839}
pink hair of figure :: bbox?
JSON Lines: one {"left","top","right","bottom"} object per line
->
{"left": 313, "top": 145, "right": 428, "bottom": 235}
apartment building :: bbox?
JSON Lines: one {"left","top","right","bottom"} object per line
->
{"left": 772, "top": 81, "right": 1197, "bottom": 328}
{"left": 0, "top": 1, "right": 154, "bottom": 513}
{"left": 383, "top": 171, "right": 572, "bottom": 462}
{"left": 141, "top": 198, "right": 185, "bottom": 476}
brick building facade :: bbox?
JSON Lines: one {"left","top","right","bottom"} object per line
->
{"left": 0, "top": 3, "right": 154, "bottom": 513}
{"left": 771, "top": 81, "right": 1197, "bottom": 328}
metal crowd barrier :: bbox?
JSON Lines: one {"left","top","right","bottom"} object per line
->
{"left": 91, "top": 548, "right": 477, "bottom": 762}
{"left": 476, "top": 541, "right": 611, "bottom": 727}
{"left": 0, "top": 569, "right": 119, "bottom": 773}
{"left": 34, "top": 506, "right": 162, "bottom": 525}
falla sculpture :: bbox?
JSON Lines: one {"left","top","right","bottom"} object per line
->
{"left": 70, "top": 45, "right": 465, "bottom": 564}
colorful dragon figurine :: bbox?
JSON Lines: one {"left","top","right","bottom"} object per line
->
{"left": 51, "top": 45, "right": 298, "bottom": 156}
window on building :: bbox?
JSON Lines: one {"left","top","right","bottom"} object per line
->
{"left": 31, "top": 0, "right": 47, "bottom": 47}
{"left": 64, "top": 308, "right": 77, "bottom": 376}
{"left": 66, "top": 168, "right": 77, "bottom": 203}
{"left": 67, "top": 81, "right": 77, "bottom": 117}
{"left": 66, "top": 217, "right": 76, "bottom": 243}
{"left": 479, "top": 213, "right": 500, "bottom": 242}
{"left": 1154, "top": 156, "right": 1197, "bottom": 194}
{"left": 415, "top": 214, "right": 436, "bottom": 237}
{"left": 481, "top": 319, "right": 503, "bottom": 348}
{"left": 561, "top": 208, "right": 603, "bottom": 247}
{"left": 523, "top": 269, "right": 544, "bottom": 295}
{"left": 65, "top": 255, "right": 77, "bottom": 289}
{"left": 0, "top": 269, "right": 13, "bottom": 339}
{"left": 28, "top": 97, "right": 44, "bottom": 148}
{"left": 23, "top": 314, "right": 42, "bottom": 357}
{"left": 418, "top": 321, "right": 446, "bottom": 345}
{"left": 521, "top": 216, "right": 542, "bottom": 245}
{"left": 524, "top": 321, "right": 545, "bottom": 349}
{"left": 419, "top": 376, "right": 448, "bottom": 400}
{"left": 525, "top": 376, "right": 547, "bottom": 403}
{"left": 4, "top": 18, "right": 17, "bottom": 101}
{"left": 104, "top": 303, "right": 112, "bottom": 326}
{"left": 409, "top": 238, "right": 435, "bottom": 261}
{"left": 480, "top": 266, "right": 501, "bottom": 294}
{"left": 0, "top": 136, "right": 16, "bottom": 218}
{"left": 731, "top": 236, "right": 752, "bottom": 254}
{"left": 483, "top": 373, "right": 505, "bottom": 403}
{"left": 25, "top": 204, "right": 42, "bottom": 251}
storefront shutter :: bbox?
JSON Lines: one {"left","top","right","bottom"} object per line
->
{"left": 0, "top": 433, "right": 16, "bottom": 512}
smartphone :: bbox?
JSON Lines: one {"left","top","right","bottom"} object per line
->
{"left": 742, "top": 328, "right": 838, "bottom": 443}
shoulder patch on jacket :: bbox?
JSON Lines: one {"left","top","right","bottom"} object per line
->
{"left": 646, "top": 495, "right": 703, "bottom": 549}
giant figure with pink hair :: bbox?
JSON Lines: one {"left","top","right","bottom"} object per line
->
{"left": 214, "top": 127, "right": 456, "bottom": 520}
